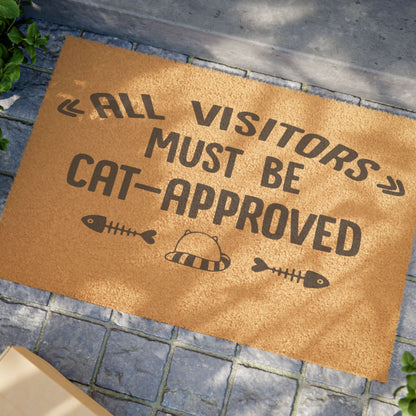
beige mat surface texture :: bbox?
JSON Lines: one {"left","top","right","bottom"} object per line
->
{"left": 1, "top": 37, "right": 415, "bottom": 382}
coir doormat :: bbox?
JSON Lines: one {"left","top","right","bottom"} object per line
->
{"left": 1, "top": 37, "right": 415, "bottom": 381}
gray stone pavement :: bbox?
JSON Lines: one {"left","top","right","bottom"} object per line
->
{"left": 27, "top": 0, "right": 416, "bottom": 111}
{"left": 1, "top": 19, "right": 416, "bottom": 416}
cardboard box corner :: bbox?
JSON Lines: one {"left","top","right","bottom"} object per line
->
{"left": 0, "top": 345, "right": 113, "bottom": 416}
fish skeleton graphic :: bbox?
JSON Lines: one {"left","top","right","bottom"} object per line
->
{"left": 251, "top": 257, "right": 329, "bottom": 289}
{"left": 81, "top": 215, "right": 156, "bottom": 244}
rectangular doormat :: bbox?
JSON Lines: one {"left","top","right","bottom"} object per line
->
{"left": 1, "top": 36, "right": 415, "bottom": 382}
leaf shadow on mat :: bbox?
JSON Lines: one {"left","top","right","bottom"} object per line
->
{"left": 10, "top": 30, "right": 415, "bottom": 383}
{"left": 110, "top": 60, "right": 415, "bottom": 379}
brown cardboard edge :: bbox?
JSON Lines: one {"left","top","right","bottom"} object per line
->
{"left": 0, "top": 346, "right": 113, "bottom": 416}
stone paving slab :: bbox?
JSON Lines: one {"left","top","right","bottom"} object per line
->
{"left": 177, "top": 328, "right": 236, "bottom": 356}
{"left": 92, "top": 392, "right": 153, "bottom": 416}
{"left": 0, "top": 175, "right": 13, "bottom": 214}
{"left": 360, "top": 99, "right": 416, "bottom": 120}
{"left": 0, "top": 67, "right": 51, "bottom": 122}
{"left": 38, "top": 312, "right": 107, "bottom": 384}
{"left": 226, "top": 366, "right": 297, "bottom": 416}
{"left": 296, "top": 386, "right": 363, "bottom": 416}
{"left": 247, "top": 72, "right": 302, "bottom": 90}
{"left": 163, "top": 347, "right": 232, "bottom": 415}
{"left": 53, "top": 295, "right": 113, "bottom": 321}
{"left": 81, "top": 31, "right": 134, "bottom": 50}
{"left": 397, "top": 281, "right": 416, "bottom": 339}
{"left": 239, "top": 345, "right": 302, "bottom": 374}
{"left": 367, "top": 400, "right": 401, "bottom": 416}
{"left": 192, "top": 58, "right": 247, "bottom": 77}
{"left": 306, "top": 85, "right": 361, "bottom": 105}
{"left": 112, "top": 310, "right": 174, "bottom": 340}
{"left": 305, "top": 364, "right": 367, "bottom": 395}
{"left": 136, "top": 44, "right": 188, "bottom": 63}
{"left": 0, "top": 279, "right": 50, "bottom": 305}
{"left": 0, "top": 18, "right": 415, "bottom": 416}
{"left": 0, "top": 298, "right": 47, "bottom": 352}
{"left": 409, "top": 237, "right": 416, "bottom": 277}
{"left": 97, "top": 330, "right": 170, "bottom": 401}
{"left": 163, "top": 348, "right": 231, "bottom": 416}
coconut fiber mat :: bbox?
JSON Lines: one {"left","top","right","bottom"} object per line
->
{"left": 1, "top": 37, "right": 416, "bottom": 381}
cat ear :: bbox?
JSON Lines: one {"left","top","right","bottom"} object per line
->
{"left": 212, "top": 236, "right": 218, "bottom": 241}
{"left": 185, "top": 230, "right": 192, "bottom": 235}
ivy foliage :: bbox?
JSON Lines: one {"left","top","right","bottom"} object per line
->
{"left": 0, "top": 0, "right": 49, "bottom": 151}
{"left": 394, "top": 351, "right": 416, "bottom": 416}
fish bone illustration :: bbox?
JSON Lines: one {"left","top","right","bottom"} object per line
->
{"left": 252, "top": 257, "right": 329, "bottom": 289}
{"left": 81, "top": 215, "right": 156, "bottom": 244}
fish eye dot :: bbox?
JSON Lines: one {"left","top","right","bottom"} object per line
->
{"left": 87, "top": 219, "right": 93, "bottom": 223}
{"left": 318, "top": 279, "right": 323, "bottom": 284}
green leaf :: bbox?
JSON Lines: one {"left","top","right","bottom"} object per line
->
{"left": 9, "top": 48, "right": 24, "bottom": 65}
{"left": 24, "top": 44, "right": 36, "bottom": 65}
{"left": 400, "top": 397, "right": 412, "bottom": 413}
{"left": 399, "top": 398, "right": 416, "bottom": 416}
{"left": 37, "top": 34, "right": 49, "bottom": 51}
{"left": 409, "top": 400, "right": 416, "bottom": 415}
{"left": 34, "top": 36, "right": 47, "bottom": 48}
{"left": 0, "top": 0, "right": 20, "bottom": 19}
{"left": 0, "top": 128, "right": 8, "bottom": 151}
{"left": 11, "top": 66, "right": 20, "bottom": 82}
{"left": 409, "top": 374, "right": 416, "bottom": 392}
{"left": 0, "top": 76, "right": 12, "bottom": 93}
{"left": 0, "top": 138, "right": 9, "bottom": 152}
{"left": 6, "top": 65, "right": 20, "bottom": 82}
{"left": 25, "top": 36, "right": 34, "bottom": 46}
{"left": 0, "top": 44, "right": 8, "bottom": 60}
{"left": 402, "top": 352, "right": 416, "bottom": 366}
{"left": 7, "top": 26, "right": 24, "bottom": 44}
{"left": 403, "top": 352, "right": 416, "bottom": 373}
{"left": 27, "top": 22, "right": 39, "bottom": 39}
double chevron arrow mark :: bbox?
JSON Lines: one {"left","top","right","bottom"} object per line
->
{"left": 376, "top": 176, "right": 405, "bottom": 197}
{"left": 57, "top": 99, "right": 85, "bottom": 117}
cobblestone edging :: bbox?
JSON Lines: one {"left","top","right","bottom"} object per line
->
{"left": 1, "top": 20, "right": 415, "bottom": 416}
